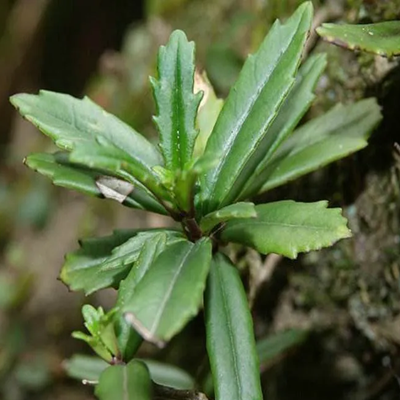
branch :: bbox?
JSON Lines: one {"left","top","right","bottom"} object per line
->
{"left": 153, "top": 383, "right": 209, "bottom": 400}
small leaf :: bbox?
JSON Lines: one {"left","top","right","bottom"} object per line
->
{"left": 205, "top": 253, "right": 262, "bottom": 400}
{"left": 200, "top": 2, "right": 313, "bottom": 213}
{"left": 124, "top": 238, "right": 212, "bottom": 346}
{"left": 61, "top": 229, "right": 183, "bottom": 295}
{"left": 11, "top": 91, "right": 163, "bottom": 194}
{"left": 95, "top": 360, "right": 152, "bottom": 400}
{"left": 115, "top": 233, "right": 171, "bottom": 361}
{"left": 200, "top": 202, "right": 257, "bottom": 232}
{"left": 63, "top": 354, "right": 108, "bottom": 383}
{"left": 254, "top": 98, "right": 382, "bottom": 193}
{"left": 25, "top": 152, "right": 167, "bottom": 214}
{"left": 71, "top": 331, "right": 113, "bottom": 363}
{"left": 151, "top": 30, "right": 203, "bottom": 171}
{"left": 317, "top": 21, "right": 400, "bottom": 57}
{"left": 241, "top": 53, "right": 327, "bottom": 198}
{"left": 221, "top": 200, "right": 351, "bottom": 259}
{"left": 193, "top": 71, "right": 224, "bottom": 157}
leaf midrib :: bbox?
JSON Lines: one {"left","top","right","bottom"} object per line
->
{"left": 217, "top": 264, "right": 242, "bottom": 400}
{"left": 209, "top": 16, "right": 305, "bottom": 205}
{"left": 225, "top": 220, "right": 340, "bottom": 231}
{"left": 148, "top": 244, "right": 194, "bottom": 336}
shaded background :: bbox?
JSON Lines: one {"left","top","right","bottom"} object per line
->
{"left": 0, "top": 0, "right": 399, "bottom": 399}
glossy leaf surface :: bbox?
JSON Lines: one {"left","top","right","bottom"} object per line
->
{"left": 25, "top": 152, "right": 167, "bottom": 214}
{"left": 64, "top": 354, "right": 108, "bottom": 383}
{"left": 151, "top": 30, "right": 203, "bottom": 170}
{"left": 253, "top": 98, "right": 381, "bottom": 193}
{"left": 241, "top": 53, "right": 327, "bottom": 198}
{"left": 317, "top": 21, "right": 400, "bottom": 57}
{"left": 200, "top": 2, "right": 313, "bottom": 213}
{"left": 61, "top": 229, "right": 182, "bottom": 295}
{"left": 222, "top": 201, "right": 351, "bottom": 259}
{"left": 124, "top": 238, "right": 212, "bottom": 346}
{"left": 95, "top": 360, "right": 152, "bottom": 400}
{"left": 115, "top": 233, "right": 170, "bottom": 361}
{"left": 200, "top": 202, "right": 257, "bottom": 233}
{"left": 205, "top": 253, "right": 262, "bottom": 400}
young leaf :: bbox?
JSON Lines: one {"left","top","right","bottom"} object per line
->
{"left": 241, "top": 53, "right": 327, "bottom": 198}
{"left": 115, "top": 233, "right": 170, "bottom": 361}
{"left": 252, "top": 98, "right": 382, "bottom": 193}
{"left": 200, "top": 2, "right": 313, "bottom": 214}
{"left": 205, "top": 253, "right": 262, "bottom": 400}
{"left": 151, "top": 30, "right": 203, "bottom": 171}
{"left": 61, "top": 229, "right": 183, "bottom": 295}
{"left": 221, "top": 200, "right": 351, "bottom": 259}
{"left": 10, "top": 91, "right": 162, "bottom": 183}
{"left": 124, "top": 238, "right": 212, "bottom": 346}
{"left": 25, "top": 152, "right": 167, "bottom": 214}
{"left": 317, "top": 21, "right": 400, "bottom": 57}
{"left": 200, "top": 202, "right": 257, "bottom": 233}
{"left": 95, "top": 360, "right": 152, "bottom": 400}
{"left": 193, "top": 71, "right": 224, "bottom": 157}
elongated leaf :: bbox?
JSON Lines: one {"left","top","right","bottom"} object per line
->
{"left": 222, "top": 200, "right": 351, "bottom": 259}
{"left": 317, "top": 21, "right": 400, "bottom": 57}
{"left": 11, "top": 90, "right": 162, "bottom": 175}
{"left": 241, "top": 53, "right": 327, "bottom": 198}
{"left": 95, "top": 360, "right": 152, "bottom": 400}
{"left": 64, "top": 355, "right": 194, "bottom": 390}
{"left": 25, "top": 152, "right": 167, "bottom": 214}
{"left": 124, "top": 238, "right": 212, "bottom": 346}
{"left": 200, "top": 202, "right": 257, "bottom": 232}
{"left": 200, "top": 2, "right": 313, "bottom": 214}
{"left": 151, "top": 30, "right": 203, "bottom": 171}
{"left": 251, "top": 98, "right": 381, "bottom": 193}
{"left": 61, "top": 229, "right": 183, "bottom": 295}
{"left": 64, "top": 354, "right": 108, "bottom": 383}
{"left": 116, "top": 233, "right": 170, "bottom": 361}
{"left": 193, "top": 71, "right": 224, "bottom": 157}
{"left": 205, "top": 253, "right": 262, "bottom": 400}
{"left": 69, "top": 136, "right": 172, "bottom": 202}
{"left": 141, "top": 360, "right": 195, "bottom": 390}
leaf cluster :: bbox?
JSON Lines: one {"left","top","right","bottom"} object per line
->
{"left": 11, "top": 2, "right": 381, "bottom": 399}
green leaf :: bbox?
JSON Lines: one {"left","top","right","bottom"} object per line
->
{"left": 63, "top": 354, "right": 108, "bottom": 383}
{"left": 257, "top": 329, "right": 308, "bottom": 368}
{"left": 116, "top": 233, "right": 170, "bottom": 361}
{"left": 151, "top": 30, "right": 203, "bottom": 171}
{"left": 317, "top": 21, "right": 400, "bottom": 57}
{"left": 61, "top": 229, "right": 183, "bottom": 295}
{"left": 10, "top": 92, "right": 163, "bottom": 191}
{"left": 141, "top": 359, "right": 195, "bottom": 390}
{"left": 193, "top": 71, "right": 224, "bottom": 158}
{"left": 124, "top": 238, "right": 212, "bottom": 346}
{"left": 72, "top": 306, "right": 119, "bottom": 362}
{"left": 200, "top": 202, "right": 257, "bottom": 233}
{"left": 95, "top": 360, "right": 152, "bottom": 400}
{"left": 222, "top": 200, "right": 351, "bottom": 259}
{"left": 25, "top": 152, "right": 167, "bottom": 215}
{"left": 253, "top": 98, "right": 382, "bottom": 193}
{"left": 205, "top": 253, "right": 262, "bottom": 400}
{"left": 64, "top": 355, "right": 195, "bottom": 390}
{"left": 200, "top": 2, "right": 313, "bottom": 214}
{"left": 69, "top": 136, "right": 172, "bottom": 203}
{"left": 241, "top": 53, "right": 327, "bottom": 198}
